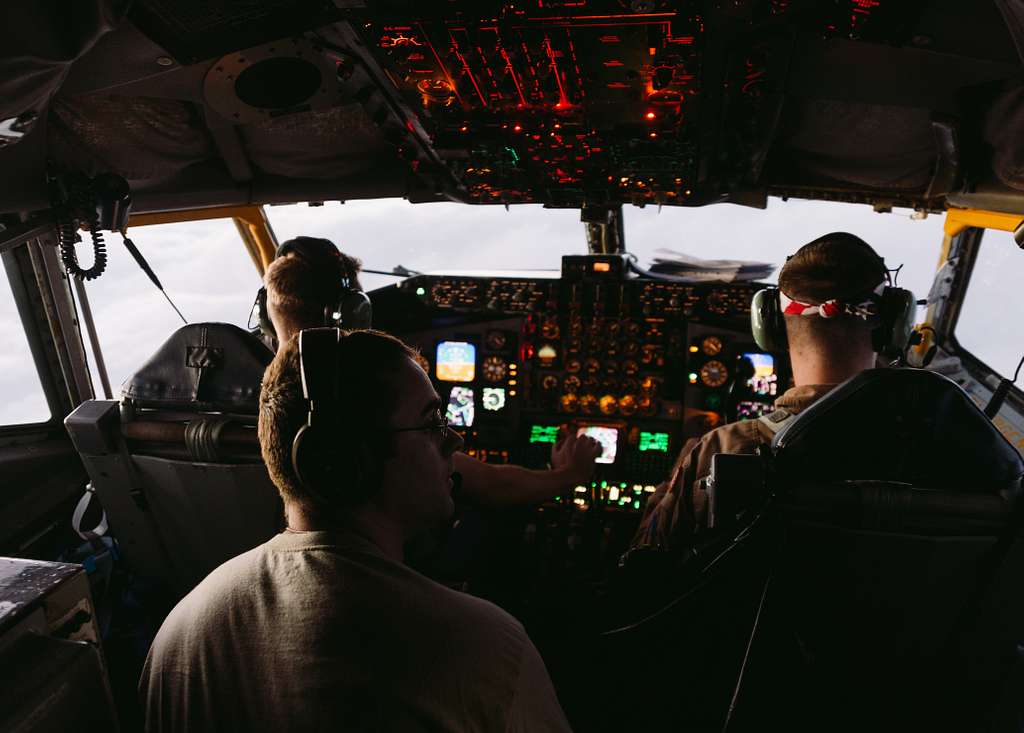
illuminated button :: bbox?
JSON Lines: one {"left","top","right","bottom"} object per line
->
{"left": 634, "top": 500, "right": 641, "bottom": 509}
{"left": 574, "top": 485, "right": 587, "bottom": 494}
{"left": 609, "top": 487, "right": 620, "bottom": 502}
{"left": 644, "top": 485, "right": 656, "bottom": 493}
{"left": 415, "top": 287, "right": 426, "bottom": 296}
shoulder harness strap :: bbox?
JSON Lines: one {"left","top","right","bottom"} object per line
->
{"left": 758, "top": 408, "right": 796, "bottom": 435}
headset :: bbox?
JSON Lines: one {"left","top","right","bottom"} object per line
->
{"left": 253, "top": 237, "right": 373, "bottom": 341}
{"left": 290, "top": 327, "right": 380, "bottom": 507}
{"left": 750, "top": 243, "right": 916, "bottom": 358}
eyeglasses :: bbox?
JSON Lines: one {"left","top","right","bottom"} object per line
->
{"left": 385, "top": 410, "right": 454, "bottom": 441}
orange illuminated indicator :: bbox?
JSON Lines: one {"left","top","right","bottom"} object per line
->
{"left": 513, "top": 124, "right": 523, "bottom": 132}
{"left": 593, "top": 262, "right": 611, "bottom": 273}
{"left": 460, "top": 125, "right": 469, "bottom": 132}
{"left": 645, "top": 111, "right": 656, "bottom": 120}
{"left": 649, "top": 132, "right": 658, "bottom": 139}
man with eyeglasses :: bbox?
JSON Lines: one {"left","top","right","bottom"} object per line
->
{"left": 140, "top": 328, "right": 572, "bottom": 732}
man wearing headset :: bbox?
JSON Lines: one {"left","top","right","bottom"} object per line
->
{"left": 255, "top": 236, "right": 602, "bottom": 508}
{"left": 141, "top": 328, "right": 572, "bottom": 731}
{"left": 633, "top": 231, "right": 915, "bottom": 551}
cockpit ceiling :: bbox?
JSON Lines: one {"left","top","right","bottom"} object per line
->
{"left": 1, "top": 0, "right": 1023, "bottom": 216}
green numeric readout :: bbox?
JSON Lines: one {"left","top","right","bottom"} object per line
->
{"left": 529, "top": 425, "right": 560, "bottom": 444}
{"left": 638, "top": 431, "right": 670, "bottom": 452}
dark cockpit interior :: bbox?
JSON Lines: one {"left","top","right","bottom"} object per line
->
{"left": 3, "top": 1, "right": 1024, "bottom": 731}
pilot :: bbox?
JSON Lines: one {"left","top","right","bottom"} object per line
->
{"left": 259, "top": 236, "right": 602, "bottom": 507}
{"left": 140, "top": 328, "right": 572, "bottom": 732}
{"left": 634, "top": 232, "right": 900, "bottom": 550}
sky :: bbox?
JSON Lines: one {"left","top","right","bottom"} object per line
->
{"left": 4, "top": 195, "right": 1008, "bottom": 427}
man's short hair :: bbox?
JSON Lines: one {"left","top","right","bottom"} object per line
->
{"left": 778, "top": 232, "right": 889, "bottom": 350}
{"left": 258, "top": 329, "right": 418, "bottom": 512}
{"left": 264, "top": 238, "right": 363, "bottom": 325}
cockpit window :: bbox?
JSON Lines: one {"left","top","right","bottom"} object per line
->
{"left": 79, "top": 219, "right": 261, "bottom": 393}
{"left": 0, "top": 262, "right": 51, "bottom": 425}
{"left": 955, "top": 229, "right": 1024, "bottom": 379}
{"left": 267, "top": 199, "right": 942, "bottom": 299}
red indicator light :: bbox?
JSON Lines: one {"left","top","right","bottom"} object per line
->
{"left": 649, "top": 132, "right": 657, "bottom": 139}
{"left": 645, "top": 111, "right": 656, "bottom": 120}
{"left": 513, "top": 124, "right": 523, "bottom": 132}
{"left": 553, "top": 123, "right": 561, "bottom": 129}
{"left": 460, "top": 125, "right": 469, "bottom": 132}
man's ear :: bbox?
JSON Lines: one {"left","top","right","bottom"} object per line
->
{"left": 349, "top": 440, "right": 383, "bottom": 504}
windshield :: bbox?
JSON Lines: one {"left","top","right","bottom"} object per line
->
{"left": 266, "top": 199, "right": 942, "bottom": 299}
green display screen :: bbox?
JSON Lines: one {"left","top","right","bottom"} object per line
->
{"left": 529, "top": 425, "right": 560, "bottom": 444}
{"left": 638, "top": 431, "right": 670, "bottom": 453}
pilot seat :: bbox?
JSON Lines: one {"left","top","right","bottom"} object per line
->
{"left": 702, "top": 368, "right": 1024, "bottom": 731}
{"left": 65, "top": 323, "right": 283, "bottom": 598}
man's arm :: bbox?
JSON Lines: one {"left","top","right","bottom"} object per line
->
{"left": 453, "top": 433, "right": 601, "bottom": 507}
{"left": 631, "top": 433, "right": 718, "bottom": 550}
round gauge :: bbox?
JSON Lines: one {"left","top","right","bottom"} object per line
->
{"left": 563, "top": 375, "right": 581, "bottom": 393}
{"left": 626, "top": 322, "right": 641, "bottom": 338}
{"left": 623, "top": 359, "right": 639, "bottom": 376}
{"left": 541, "top": 374, "right": 559, "bottom": 391}
{"left": 607, "top": 321, "right": 621, "bottom": 337}
{"left": 621, "top": 377, "right": 640, "bottom": 394}
{"left": 601, "top": 377, "right": 618, "bottom": 394}
{"left": 485, "top": 330, "right": 507, "bottom": 351}
{"left": 700, "top": 359, "right": 729, "bottom": 388}
{"left": 560, "top": 393, "right": 579, "bottom": 413}
{"left": 640, "top": 376, "right": 661, "bottom": 395}
{"left": 537, "top": 343, "right": 558, "bottom": 366}
{"left": 565, "top": 358, "right": 582, "bottom": 374}
{"left": 701, "top": 335, "right": 723, "bottom": 356}
{"left": 599, "top": 394, "right": 618, "bottom": 415}
{"left": 582, "top": 377, "right": 600, "bottom": 393}
{"left": 566, "top": 338, "right": 582, "bottom": 354}
{"left": 604, "top": 360, "right": 619, "bottom": 376}
{"left": 618, "top": 394, "right": 638, "bottom": 416}
{"left": 623, "top": 341, "right": 639, "bottom": 357}
{"left": 585, "top": 357, "right": 601, "bottom": 374}
{"left": 579, "top": 394, "right": 598, "bottom": 415}
{"left": 481, "top": 355, "right": 507, "bottom": 383}
{"left": 540, "top": 320, "right": 561, "bottom": 339}
{"left": 638, "top": 395, "right": 658, "bottom": 417}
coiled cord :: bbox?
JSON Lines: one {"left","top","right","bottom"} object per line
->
{"left": 55, "top": 182, "right": 108, "bottom": 281}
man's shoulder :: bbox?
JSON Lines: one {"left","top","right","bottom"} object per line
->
{"left": 701, "top": 417, "right": 768, "bottom": 454}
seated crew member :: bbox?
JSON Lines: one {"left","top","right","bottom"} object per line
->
{"left": 140, "top": 329, "right": 572, "bottom": 732}
{"left": 259, "top": 236, "right": 602, "bottom": 507}
{"left": 634, "top": 232, "right": 899, "bottom": 551}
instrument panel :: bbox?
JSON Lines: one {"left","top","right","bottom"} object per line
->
{"left": 372, "top": 266, "right": 787, "bottom": 519}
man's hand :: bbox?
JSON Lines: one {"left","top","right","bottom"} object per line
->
{"left": 550, "top": 432, "right": 603, "bottom": 487}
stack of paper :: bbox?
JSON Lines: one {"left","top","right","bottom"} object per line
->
{"left": 647, "top": 248, "right": 776, "bottom": 282}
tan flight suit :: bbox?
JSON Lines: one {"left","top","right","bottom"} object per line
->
{"left": 633, "top": 384, "right": 836, "bottom": 551}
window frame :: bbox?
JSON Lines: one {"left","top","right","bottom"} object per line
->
{"left": 0, "top": 245, "right": 74, "bottom": 438}
{"left": 939, "top": 225, "right": 1024, "bottom": 413}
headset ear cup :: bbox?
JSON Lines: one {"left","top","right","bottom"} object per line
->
{"left": 342, "top": 290, "right": 373, "bottom": 330}
{"left": 256, "top": 287, "right": 275, "bottom": 339}
{"left": 292, "top": 425, "right": 339, "bottom": 507}
{"left": 751, "top": 289, "right": 787, "bottom": 352}
{"left": 874, "top": 287, "right": 917, "bottom": 357}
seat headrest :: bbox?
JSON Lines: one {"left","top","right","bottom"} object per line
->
{"left": 122, "top": 323, "right": 273, "bottom": 414}
{"left": 773, "top": 368, "right": 1024, "bottom": 492}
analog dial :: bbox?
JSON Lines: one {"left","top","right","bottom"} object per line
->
{"left": 700, "top": 359, "right": 729, "bottom": 388}
{"left": 599, "top": 395, "right": 618, "bottom": 415}
{"left": 482, "top": 355, "right": 508, "bottom": 383}
{"left": 701, "top": 335, "right": 723, "bottom": 356}
{"left": 563, "top": 375, "right": 581, "bottom": 393}
{"left": 540, "top": 319, "right": 561, "bottom": 339}
{"left": 485, "top": 330, "right": 507, "bottom": 350}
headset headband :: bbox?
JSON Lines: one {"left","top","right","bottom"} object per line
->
{"left": 778, "top": 281, "right": 886, "bottom": 321}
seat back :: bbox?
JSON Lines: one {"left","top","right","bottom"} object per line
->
{"left": 723, "top": 369, "right": 1024, "bottom": 729}
{"left": 66, "top": 323, "right": 283, "bottom": 596}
